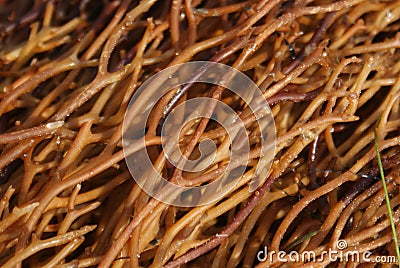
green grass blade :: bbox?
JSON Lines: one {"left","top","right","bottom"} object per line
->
{"left": 373, "top": 128, "right": 400, "bottom": 266}
{"left": 285, "top": 230, "right": 318, "bottom": 251}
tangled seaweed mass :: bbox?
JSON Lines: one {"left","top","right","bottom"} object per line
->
{"left": 1, "top": 0, "right": 400, "bottom": 267}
